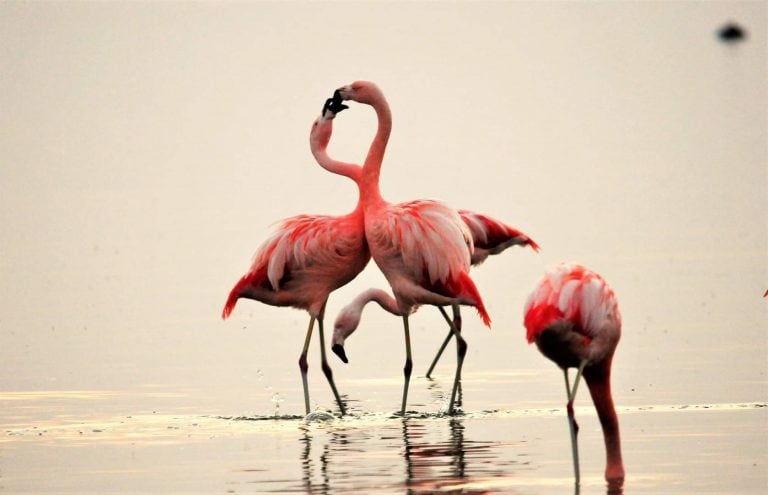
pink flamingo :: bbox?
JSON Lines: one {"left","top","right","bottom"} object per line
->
{"left": 335, "top": 80, "right": 490, "bottom": 415}
{"left": 222, "top": 102, "right": 368, "bottom": 416}
{"left": 524, "top": 263, "right": 625, "bottom": 485}
{"left": 330, "top": 211, "right": 539, "bottom": 381}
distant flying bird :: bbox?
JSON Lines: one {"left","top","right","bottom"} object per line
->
{"left": 335, "top": 80, "right": 490, "bottom": 415}
{"left": 718, "top": 22, "right": 746, "bottom": 43}
{"left": 330, "top": 210, "right": 539, "bottom": 381}
{"left": 524, "top": 263, "right": 625, "bottom": 485}
{"left": 222, "top": 102, "right": 369, "bottom": 416}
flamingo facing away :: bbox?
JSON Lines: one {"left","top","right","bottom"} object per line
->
{"left": 221, "top": 102, "right": 368, "bottom": 416}
{"left": 335, "top": 80, "right": 490, "bottom": 415}
{"left": 330, "top": 211, "right": 539, "bottom": 380}
{"left": 524, "top": 263, "right": 625, "bottom": 486}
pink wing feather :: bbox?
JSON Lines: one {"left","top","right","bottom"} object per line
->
{"left": 523, "top": 263, "right": 620, "bottom": 343}
{"left": 222, "top": 213, "right": 367, "bottom": 319}
{"left": 368, "top": 199, "right": 490, "bottom": 326}
{"left": 459, "top": 210, "right": 539, "bottom": 251}
{"left": 383, "top": 199, "right": 472, "bottom": 286}
{"left": 458, "top": 210, "right": 539, "bottom": 264}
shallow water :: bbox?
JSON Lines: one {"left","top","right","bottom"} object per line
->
{"left": 2, "top": 380, "right": 765, "bottom": 494}
{"left": 2, "top": 2, "right": 767, "bottom": 494}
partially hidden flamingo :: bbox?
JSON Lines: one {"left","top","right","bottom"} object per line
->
{"left": 335, "top": 80, "right": 489, "bottom": 415}
{"left": 330, "top": 210, "right": 539, "bottom": 381}
{"left": 221, "top": 100, "right": 367, "bottom": 416}
{"left": 524, "top": 263, "right": 625, "bottom": 485}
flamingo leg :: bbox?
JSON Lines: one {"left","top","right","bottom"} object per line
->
{"left": 317, "top": 308, "right": 346, "bottom": 416}
{"left": 447, "top": 304, "right": 467, "bottom": 415}
{"left": 426, "top": 306, "right": 456, "bottom": 379}
{"left": 569, "top": 360, "right": 587, "bottom": 402}
{"left": 299, "top": 316, "right": 316, "bottom": 415}
{"left": 564, "top": 368, "right": 581, "bottom": 486}
{"left": 564, "top": 360, "right": 588, "bottom": 486}
{"left": 400, "top": 315, "right": 413, "bottom": 415}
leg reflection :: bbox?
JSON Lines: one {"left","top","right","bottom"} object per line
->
{"left": 401, "top": 416, "right": 517, "bottom": 493}
{"left": 299, "top": 425, "right": 330, "bottom": 495}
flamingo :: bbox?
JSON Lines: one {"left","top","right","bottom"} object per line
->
{"left": 334, "top": 80, "right": 490, "bottom": 415}
{"left": 524, "top": 263, "right": 625, "bottom": 485}
{"left": 221, "top": 100, "right": 368, "bottom": 416}
{"left": 330, "top": 210, "right": 539, "bottom": 381}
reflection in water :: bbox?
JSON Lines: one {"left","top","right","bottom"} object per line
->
{"left": 295, "top": 413, "right": 626, "bottom": 495}
{"left": 572, "top": 474, "right": 624, "bottom": 495}
{"left": 606, "top": 478, "right": 624, "bottom": 495}
{"left": 300, "top": 426, "right": 329, "bottom": 495}
{"left": 402, "top": 418, "right": 489, "bottom": 494}
{"left": 296, "top": 416, "right": 523, "bottom": 494}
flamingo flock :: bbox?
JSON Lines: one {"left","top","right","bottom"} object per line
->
{"left": 222, "top": 81, "right": 625, "bottom": 485}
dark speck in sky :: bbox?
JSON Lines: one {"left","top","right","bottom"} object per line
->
{"left": 718, "top": 22, "right": 746, "bottom": 43}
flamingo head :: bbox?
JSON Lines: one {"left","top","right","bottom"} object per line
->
{"left": 336, "top": 80, "right": 384, "bottom": 105}
{"left": 331, "top": 343, "right": 348, "bottom": 364}
{"left": 310, "top": 113, "right": 333, "bottom": 150}
{"left": 322, "top": 91, "right": 348, "bottom": 117}
{"left": 331, "top": 309, "right": 362, "bottom": 364}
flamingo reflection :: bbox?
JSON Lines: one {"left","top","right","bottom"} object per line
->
{"left": 297, "top": 417, "right": 518, "bottom": 494}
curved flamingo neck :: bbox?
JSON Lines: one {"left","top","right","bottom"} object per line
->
{"left": 311, "top": 135, "right": 362, "bottom": 184}
{"left": 358, "top": 287, "right": 401, "bottom": 316}
{"left": 360, "top": 92, "right": 392, "bottom": 203}
{"left": 585, "top": 360, "right": 625, "bottom": 482}
{"left": 335, "top": 288, "right": 401, "bottom": 343}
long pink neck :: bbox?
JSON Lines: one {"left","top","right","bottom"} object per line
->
{"left": 336, "top": 288, "right": 401, "bottom": 343}
{"left": 585, "top": 360, "right": 625, "bottom": 483}
{"left": 310, "top": 120, "right": 364, "bottom": 210}
{"left": 358, "top": 288, "right": 401, "bottom": 316}
{"left": 360, "top": 92, "right": 392, "bottom": 204}
{"left": 311, "top": 136, "right": 362, "bottom": 185}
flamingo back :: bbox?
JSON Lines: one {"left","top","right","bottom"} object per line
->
{"left": 373, "top": 199, "right": 472, "bottom": 285}
{"left": 524, "top": 263, "right": 620, "bottom": 343}
{"left": 222, "top": 212, "right": 369, "bottom": 319}
{"left": 366, "top": 199, "right": 491, "bottom": 326}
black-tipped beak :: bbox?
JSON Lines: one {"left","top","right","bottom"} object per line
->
{"left": 322, "top": 97, "right": 333, "bottom": 115}
{"left": 332, "top": 344, "right": 349, "bottom": 364}
{"left": 330, "top": 89, "right": 349, "bottom": 113}
{"left": 322, "top": 94, "right": 348, "bottom": 116}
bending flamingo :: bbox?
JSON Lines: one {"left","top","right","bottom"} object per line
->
{"left": 524, "top": 263, "right": 625, "bottom": 485}
{"left": 222, "top": 101, "right": 367, "bottom": 416}
{"left": 330, "top": 210, "right": 539, "bottom": 379}
{"left": 335, "top": 80, "right": 489, "bottom": 415}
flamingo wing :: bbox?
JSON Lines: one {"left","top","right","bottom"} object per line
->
{"left": 255, "top": 214, "right": 365, "bottom": 290}
{"left": 523, "top": 263, "right": 621, "bottom": 344}
{"left": 458, "top": 210, "right": 540, "bottom": 260}
{"left": 369, "top": 199, "right": 472, "bottom": 286}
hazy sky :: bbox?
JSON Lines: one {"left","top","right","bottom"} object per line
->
{"left": 1, "top": 2, "right": 765, "bottom": 402}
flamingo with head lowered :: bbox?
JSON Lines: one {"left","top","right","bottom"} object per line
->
{"left": 524, "top": 263, "right": 625, "bottom": 486}
{"left": 221, "top": 99, "right": 366, "bottom": 416}
{"left": 331, "top": 211, "right": 539, "bottom": 382}
{"left": 333, "top": 80, "right": 490, "bottom": 415}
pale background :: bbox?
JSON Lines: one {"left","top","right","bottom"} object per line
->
{"left": 1, "top": 0, "right": 765, "bottom": 414}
